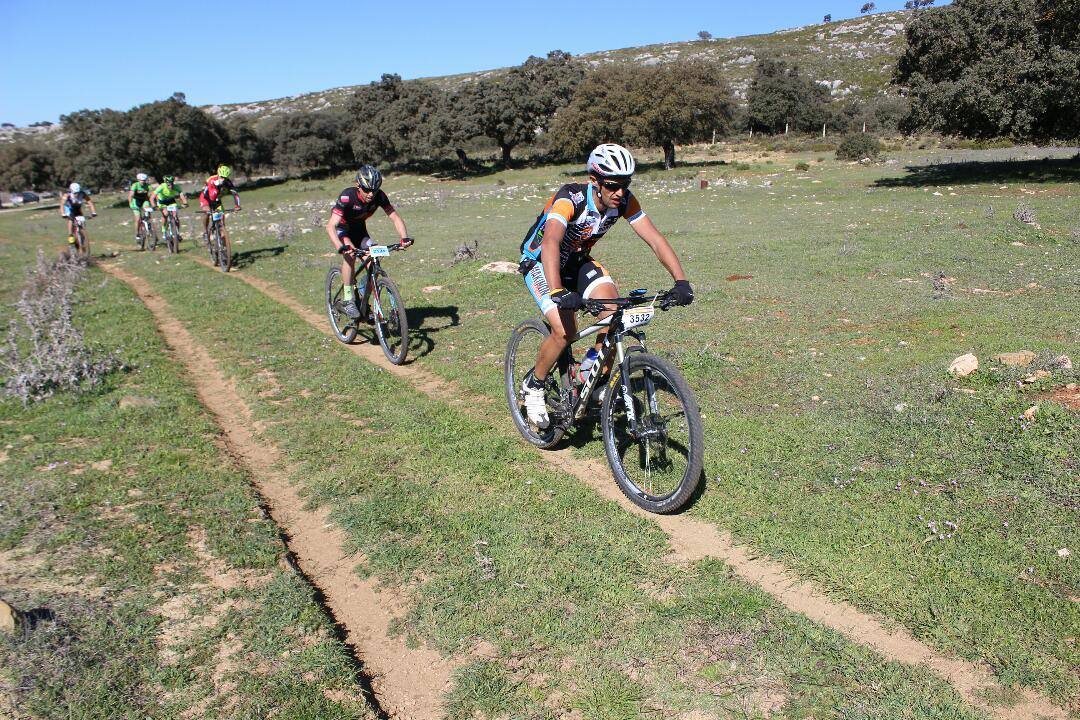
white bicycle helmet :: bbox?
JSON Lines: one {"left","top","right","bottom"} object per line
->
{"left": 136, "top": 172, "right": 148, "bottom": 182}
{"left": 586, "top": 143, "right": 635, "bottom": 178}
{"left": 69, "top": 182, "right": 81, "bottom": 193}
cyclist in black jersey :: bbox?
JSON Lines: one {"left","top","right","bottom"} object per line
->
{"left": 519, "top": 143, "right": 694, "bottom": 428}
{"left": 324, "top": 165, "right": 413, "bottom": 318}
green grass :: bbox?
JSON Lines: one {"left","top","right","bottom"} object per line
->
{"left": 0, "top": 264, "right": 376, "bottom": 718}
{"left": 77, "top": 242, "right": 992, "bottom": 719}
{"left": 1, "top": 143, "right": 1076, "bottom": 715}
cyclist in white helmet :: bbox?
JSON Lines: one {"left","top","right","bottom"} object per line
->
{"left": 128, "top": 172, "right": 153, "bottom": 245}
{"left": 60, "top": 182, "right": 97, "bottom": 247}
{"left": 517, "top": 143, "right": 694, "bottom": 428}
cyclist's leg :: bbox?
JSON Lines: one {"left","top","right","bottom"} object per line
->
{"left": 199, "top": 195, "right": 210, "bottom": 237}
{"left": 523, "top": 261, "right": 578, "bottom": 382}
{"left": 578, "top": 259, "right": 617, "bottom": 361}
{"left": 131, "top": 203, "right": 142, "bottom": 240}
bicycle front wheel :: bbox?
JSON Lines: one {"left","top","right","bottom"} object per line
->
{"left": 148, "top": 220, "right": 159, "bottom": 251}
{"left": 504, "top": 318, "right": 566, "bottom": 449}
{"left": 76, "top": 226, "right": 88, "bottom": 257}
{"left": 601, "top": 353, "right": 703, "bottom": 513}
{"left": 372, "top": 273, "right": 408, "bottom": 364}
{"left": 214, "top": 225, "right": 230, "bottom": 272}
{"left": 166, "top": 216, "right": 179, "bottom": 254}
{"left": 325, "top": 267, "right": 358, "bottom": 344}
{"left": 136, "top": 221, "right": 146, "bottom": 251}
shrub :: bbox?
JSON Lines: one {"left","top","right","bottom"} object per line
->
{"left": 836, "top": 134, "right": 882, "bottom": 161}
{"left": 1, "top": 251, "right": 121, "bottom": 404}
{"left": 795, "top": 161, "right": 810, "bottom": 171}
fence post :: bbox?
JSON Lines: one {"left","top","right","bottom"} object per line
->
{"left": 822, "top": 123, "right": 826, "bottom": 138}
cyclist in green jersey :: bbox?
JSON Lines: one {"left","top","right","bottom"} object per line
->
{"left": 151, "top": 175, "right": 188, "bottom": 241}
{"left": 128, "top": 173, "right": 153, "bottom": 245}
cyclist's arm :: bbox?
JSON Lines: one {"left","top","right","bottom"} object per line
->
{"left": 630, "top": 216, "right": 687, "bottom": 282}
{"left": 59, "top": 194, "right": 68, "bottom": 216}
{"left": 86, "top": 197, "right": 97, "bottom": 215}
{"left": 127, "top": 187, "right": 134, "bottom": 204}
{"left": 325, "top": 213, "right": 349, "bottom": 250}
{"left": 150, "top": 189, "right": 159, "bottom": 208}
{"left": 385, "top": 208, "right": 409, "bottom": 242}
{"left": 540, "top": 219, "right": 567, "bottom": 292}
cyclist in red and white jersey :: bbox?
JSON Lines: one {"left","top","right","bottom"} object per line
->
{"left": 199, "top": 164, "right": 241, "bottom": 242}
{"left": 518, "top": 143, "right": 694, "bottom": 428}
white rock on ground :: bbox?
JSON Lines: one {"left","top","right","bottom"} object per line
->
{"left": 1054, "top": 354, "right": 1073, "bottom": 370}
{"left": 480, "top": 261, "right": 519, "bottom": 274}
{"left": 949, "top": 354, "right": 979, "bottom": 377}
{"left": 0, "top": 599, "right": 21, "bottom": 633}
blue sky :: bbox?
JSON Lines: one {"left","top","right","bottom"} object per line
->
{"left": 1, "top": 0, "right": 925, "bottom": 126}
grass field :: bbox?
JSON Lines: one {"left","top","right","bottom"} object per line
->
{"left": 1, "top": 142, "right": 1077, "bottom": 718}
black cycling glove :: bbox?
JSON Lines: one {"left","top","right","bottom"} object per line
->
{"left": 550, "top": 288, "right": 584, "bottom": 310}
{"left": 669, "top": 280, "right": 694, "bottom": 306}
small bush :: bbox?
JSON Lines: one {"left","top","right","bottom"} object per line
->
{"left": 1013, "top": 203, "right": 1037, "bottom": 226}
{"left": 1, "top": 251, "right": 121, "bottom": 404}
{"left": 734, "top": 163, "right": 751, "bottom": 171}
{"left": 795, "top": 161, "right": 810, "bottom": 171}
{"left": 836, "top": 134, "right": 882, "bottom": 161}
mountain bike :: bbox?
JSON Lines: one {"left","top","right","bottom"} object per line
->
{"left": 325, "top": 243, "right": 410, "bottom": 364}
{"left": 136, "top": 202, "right": 159, "bottom": 251}
{"left": 200, "top": 208, "right": 238, "bottom": 272}
{"left": 68, "top": 214, "right": 92, "bottom": 257}
{"left": 505, "top": 290, "right": 704, "bottom": 514}
{"left": 160, "top": 203, "right": 183, "bottom": 254}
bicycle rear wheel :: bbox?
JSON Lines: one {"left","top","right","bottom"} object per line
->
{"left": 372, "top": 273, "right": 408, "bottom": 364}
{"left": 504, "top": 318, "right": 566, "bottom": 449}
{"left": 325, "top": 267, "right": 358, "bottom": 344}
{"left": 601, "top": 353, "right": 703, "bottom": 513}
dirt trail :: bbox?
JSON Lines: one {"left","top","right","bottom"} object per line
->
{"left": 100, "top": 263, "right": 457, "bottom": 720}
{"left": 207, "top": 261, "right": 1069, "bottom": 720}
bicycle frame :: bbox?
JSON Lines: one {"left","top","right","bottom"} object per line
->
{"left": 559, "top": 293, "right": 660, "bottom": 432}
{"left": 352, "top": 245, "right": 401, "bottom": 321}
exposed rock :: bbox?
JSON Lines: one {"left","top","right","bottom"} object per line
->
{"left": 422, "top": 285, "right": 444, "bottom": 293}
{"left": 993, "top": 351, "right": 1035, "bottom": 367}
{"left": 1021, "top": 370, "right": 1051, "bottom": 384}
{"left": 1053, "top": 354, "right": 1073, "bottom": 370}
{"left": 1022, "top": 406, "right": 1038, "bottom": 421}
{"left": 894, "top": 402, "right": 908, "bottom": 413}
{"left": 948, "top": 354, "right": 978, "bottom": 377}
{"left": 0, "top": 599, "right": 21, "bottom": 634}
{"left": 91, "top": 459, "right": 113, "bottom": 472}
{"left": 480, "top": 261, "right": 519, "bottom": 274}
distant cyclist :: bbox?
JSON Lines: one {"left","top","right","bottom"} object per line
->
{"left": 60, "top": 182, "right": 96, "bottom": 247}
{"left": 517, "top": 143, "right": 694, "bottom": 428}
{"left": 324, "top": 164, "right": 413, "bottom": 319}
{"left": 128, "top": 173, "right": 153, "bottom": 245}
{"left": 151, "top": 175, "right": 188, "bottom": 240}
{"left": 199, "top": 165, "right": 241, "bottom": 243}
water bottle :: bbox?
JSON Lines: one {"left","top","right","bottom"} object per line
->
{"left": 578, "top": 348, "right": 599, "bottom": 385}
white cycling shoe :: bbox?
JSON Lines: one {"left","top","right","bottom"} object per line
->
{"left": 522, "top": 373, "right": 550, "bottom": 429}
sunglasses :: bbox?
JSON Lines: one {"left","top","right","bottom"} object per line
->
{"left": 598, "top": 179, "right": 631, "bottom": 192}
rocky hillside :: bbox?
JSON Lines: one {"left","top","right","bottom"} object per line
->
{"left": 204, "top": 10, "right": 910, "bottom": 123}
{"left": 2, "top": 10, "right": 910, "bottom": 138}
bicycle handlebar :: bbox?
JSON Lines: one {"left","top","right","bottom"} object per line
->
{"left": 583, "top": 290, "right": 676, "bottom": 315}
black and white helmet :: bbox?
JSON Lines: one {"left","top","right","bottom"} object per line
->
{"left": 586, "top": 143, "right": 635, "bottom": 178}
{"left": 355, "top": 164, "right": 383, "bottom": 192}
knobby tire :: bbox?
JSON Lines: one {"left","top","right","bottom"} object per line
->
{"left": 504, "top": 318, "right": 566, "bottom": 449}
{"left": 601, "top": 353, "right": 703, "bottom": 514}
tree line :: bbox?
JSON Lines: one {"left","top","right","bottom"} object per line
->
{"left": 2, "top": 0, "right": 1077, "bottom": 192}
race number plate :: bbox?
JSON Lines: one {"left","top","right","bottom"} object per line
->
{"left": 211, "top": 211, "right": 223, "bottom": 221}
{"left": 369, "top": 245, "right": 390, "bottom": 257}
{"left": 623, "top": 306, "right": 655, "bottom": 329}
{"left": 75, "top": 216, "right": 86, "bottom": 225}
{"left": 166, "top": 204, "right": 177, "bottom": 211}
